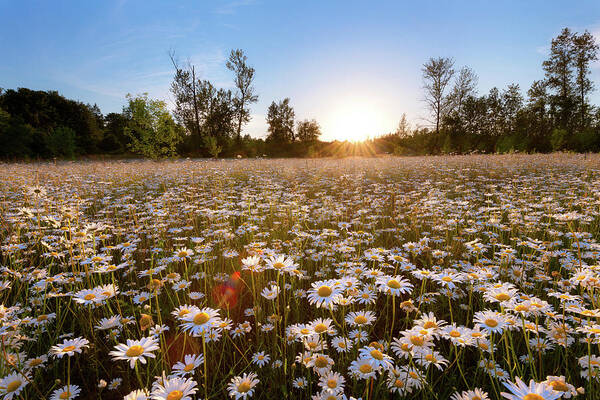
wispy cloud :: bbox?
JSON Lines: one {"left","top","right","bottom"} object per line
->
{"left": 213, "top": 0, "right": 256, "bottom": 15}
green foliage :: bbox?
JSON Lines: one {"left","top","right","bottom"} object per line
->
{"left": 0, "top": 88, "right": 102, "bottom": 155}
{"left": 123, "top": 94, "right": 183, "bottom": 159}
{"left": 100, "top": 113, "right": 129, "bottom": 154}
{"left": 571, "top": 129, "right": 600, "bottom": 152}
{"left": 266, "top": 98, "right": 295, "bottom": 144}
{"left": 203, "top": 135, "right": 222, "bottom": 158}
{"left": 227, "top": 49, "right": 258, "bottom": 141}
{"left": 0, "top": 121, "right": 36, "bottom": 159}
{"left": 296, "top": 119, "right": 321, "bottom": 142}
{"left": 550, "top": 128, "right": 568, "bottom": 151}
{"left": 46, "top": 126, "right": 76, "bottom": 158}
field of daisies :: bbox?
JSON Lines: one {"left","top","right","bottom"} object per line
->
{"left": 2, "top": 155, "right": 600, "bottom": 400}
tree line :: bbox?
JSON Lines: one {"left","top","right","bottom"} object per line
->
{"left": 379, "top": 28, "right": 600, "bottom": 155}
{"left": 0, "top": 49, "right": 322, "bottom": 159}
{"left": 0, "top": 28, "right": 599, "bottom": 159}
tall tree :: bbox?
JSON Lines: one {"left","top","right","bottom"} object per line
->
{"left": 226, "top": 49, "right": 258, "bottom": 142}
{"left": 169, "top": 51, "right": 202, "bottom": 144}
{"left": 422, "top": 57, "right": 455, "bottom": 135}
{"left": 266, "top": 98, "right": 295, "bottom": 143}
{"left": 196, "top": 81, "right": 236, "bottom": 140}
{"left": 572, "top": 30, "right": 599, "bottom": 129}
{"left": 296, "top": 119, "right": 321, "bottom": 142}
{"left": 395, "top": 113, "right": 411, "bottom": 137}
{"left": 449, "top": 66, "right": 478, "bottom": 114}
{"left": 543, "top": 28, "right": 577, "bottom": 131}
{"left": 501, "top": 84, "right": 524, "bottom": 133}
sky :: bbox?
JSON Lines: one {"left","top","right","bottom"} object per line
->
{"left": 1, "top": 0, "right": 599, "bottom": 141}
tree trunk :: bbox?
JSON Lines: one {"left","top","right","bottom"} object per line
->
{"left": 191, "top": 66, "right": 201, "bottom": 143}
{"left": 236, "top": 98, "right": 244, "bottom": 143}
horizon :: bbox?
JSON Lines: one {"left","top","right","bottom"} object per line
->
{"left": 1, "top": 0, "right": 600, "bottom": 141}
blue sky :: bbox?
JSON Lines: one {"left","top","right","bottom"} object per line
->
{"left": 1, "top": 0, "right": 599, "bottom": 140}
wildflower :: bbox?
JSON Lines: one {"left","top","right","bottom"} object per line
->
{"left": 227, "top": 372, "right": 259, "bottom": 399}
{"left": 50, "top": 337, "right": 89, "bottom": 358}
{"left": 345, "top": 311, "right": 376, "bottom": 327}
{"left": 252, "top": 351, "right": 270, "bottom": 367}
{"left": 108, "top": 378, "right": 122, "bottom": 390}
{"left": 501, "top": 377, "right": 562, "bottom": 400}
{"left": 307, "top": 280, "right": 344, "bottom": 308}
{"left": 180, "top": 307, "right": 221, "bottom": 336}
{"left": 450, "top": 388, "right": 490, "bottom": 400}
{"left": 172, "top": 354, "right": 205, "bottom": 376}
{"left": 318, "top": 371, "right": 346, "bottom": 394}
{"left": 50, "top": 384, "right": 81, "bottom": 400}
{"left": 349, "top": 357, "right": 380, "bottom": 379}
{"left": 261, "top": 284, "right": 280, "bottom": 300}
{"left": 474, "top": 310, "right": 507, "bottom": 334}
{"left": 151, "top": 372, "right": 197, "bottom": 400}
{"left": 124, "top": 389, "right": 150, "bottom": 400}
{"left": 265, "top": 255, "right": 296, "bottom": 273}
{"left": 358, "top": 345, "right": 394, "bottom": 370}
{"left": 109, "top": 336, "right": 159, "bottom": 368}
{"left": 375, "top": 275, "right": 413, "bottom": 296}
{"left": 0, "top": 372, "right": 29, "bottom": 400}
{"left": 293, "top": 377, "right": 308, "bottom": 389}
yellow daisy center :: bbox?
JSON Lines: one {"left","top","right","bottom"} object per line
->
{"left": 125, "top": 345, "right": 144, "bottom": 357}
{"left": 59, "top": 392, "right": 71, "bottom": 399}
{"left": 359, "top": 364, "right": 372, "bottom": 374}
{"left": 184, "top": 363, "right": 195, "bottom": 372}
{"left": 484, "top": 319, "right": 498, "bottom": 327}
{"left": 6, "top": 380, "right": 21, "bottom": 392}
{"left": 327, "top": 379, "right": 337, "bottom": 389}
{"left": 523, "top": 394, "right": 544, "bottom": 400}
{"left": 410, "top": 336, "right": 424, "bottom": 346}
{"left": 354, "top": 315, "right": 368, "bottom": 325}
{"left": 193, "top": 312, "right": 210, "bottom": 325}
{"left": 178, "top": 309, "right": 190, "bottom": 317}
{"left": 84, "top": 294, "right": 96, "bottom": 300}
{"left": 314, "top": 323, "right": 327, "bottom": 333}
{"left": 387, "top": 279, "right": 401, "bottom": 289}
{"left": 317, "top": 286, "right": 332, "bottom": 297}
{"left": 370, "top": 349, "right": 384, "bottom": 360}
{"left": 314, "top": 356, "right": 328, "bottom": 368}
{"left": 495, "top": 293, "right": 511, "bottom": 301}
{"left": 237, "top": 381, "right": 251, "bottom": 393}
{"left": 167, "top": 390, "right": 183, "bottom": 400}
{"left": 62, "top": 345, "right": 76, "bottom": 352}
{"left": 423, "top": 321, "right": 437, "bottom": 329}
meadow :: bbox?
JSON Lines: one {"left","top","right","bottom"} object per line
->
{"left": 1, "top": 154, "right": 600, "bottom": 400}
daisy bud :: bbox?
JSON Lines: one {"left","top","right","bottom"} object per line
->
{"left": 139, "top": 314, "right": 153, "bottom": 331}
{"left": 147, "top": 278, "right": 162, "bottom": 291}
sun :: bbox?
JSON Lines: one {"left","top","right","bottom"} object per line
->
{"left": 325, "top": 100, "right": 388, "bottom": 142}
